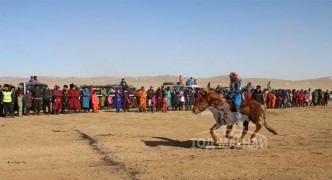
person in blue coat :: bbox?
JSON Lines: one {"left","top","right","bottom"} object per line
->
{"left": 114, "top": 90, "right": 122, "bottom": 112}
{"left": 82, "top": 87, "right": 91, "bottom": 113}
{"left": 164, "top": 88, "right": 172, "bottom": 109}
{"left": 227, "top": 72, "right": 242, "bottom": 124}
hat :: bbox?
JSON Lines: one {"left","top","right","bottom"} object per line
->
{"left": 230, "top": 72, "right": 239, "bottom": 78}
{"left": 256, "top": 85, "right": 261, "bottom": 89}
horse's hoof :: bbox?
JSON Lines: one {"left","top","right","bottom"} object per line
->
{"left": 236, "top": 142, "right": 241, "bottom": 147}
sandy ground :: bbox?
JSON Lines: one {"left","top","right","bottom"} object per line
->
{"left": 0, "top": 104, "right": 331, "bottom": 179}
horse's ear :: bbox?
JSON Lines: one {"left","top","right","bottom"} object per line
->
{"left": 203, "top": 88, "right": 210, "bottom": 95}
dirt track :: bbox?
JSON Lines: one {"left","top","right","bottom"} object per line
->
{"left": 0, "top": 105, "right": 331, "bottom": 179}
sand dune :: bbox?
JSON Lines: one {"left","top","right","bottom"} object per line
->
{"left": 0, "top": 75, "right": 331, "bottom": 90}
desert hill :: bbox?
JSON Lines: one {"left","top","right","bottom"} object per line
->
{"left": 0, "top": 75, "right": 331, "bottom": 90}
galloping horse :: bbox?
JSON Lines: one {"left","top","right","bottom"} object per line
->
{"left": 192, "top": 88, "right": 278, "bottom": 145}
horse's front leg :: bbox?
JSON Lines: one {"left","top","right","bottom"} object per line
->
{"left": 210, "top": 124, "right": 219, "bottom": 145}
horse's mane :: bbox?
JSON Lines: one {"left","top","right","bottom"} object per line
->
{"left": 203, "top": 88, "right": 225, "bottom": 106}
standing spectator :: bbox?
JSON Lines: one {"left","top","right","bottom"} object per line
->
{"left": 251, "top": 85, "right": 265, "bottom": 104}
{"left": 271, "top": 92, "right": 276, "bottom": 108}
{"left": 324, "top": 90, "right": 329, "bottom": 106}
{"left": 82, "top": 87, "right": 90, "bottom": 113}
{"left": 24, "top": 90, "right": 32, "bottom": 115}
{"left": 313, "top": 90, "right": 318, "bottom": 106}
{"left": 207, "top": 82, "right": 211, "bottom": 89}
{"left": 100, "top": 88, "right": 107, "bottom": 109}
{"left": 68, "top": 84, "right": 80, "bottom": 113}
{"left": 32, "top": 85, "right": 42, "bottom": 115}
{"left": 194, "top": 79, "right": 198, "bottom": 85}
{"left": 107, "top": 92, "right": 113, "bottom": 109}
{"left": 17, "top": 92, "right": 23, "bottom": 117}
{"left": 263, "top": 90, "right": 268, "bottom": 106}
{"left": 244, "top": 89, "right": 252, "bottom": 100}
{"left": 165, "top": 87, "right": 172, "bottom": 110}
{"left": 88, "top": 86, "right": 95, "bottom": 111}
{"left": 155, "top": 87, "right": 163, "bottom": 112}
{"left": 187, "top": 77, "right": 194, "bottom": 86}
{"left": 317, "top": 89, "right": 323, "bottom": 105}
{"left": 171, "top": 89, "right": 177, "bottom": 110}
{"left": 189, "top": 88, "right": 195, "bottom": 110}
{"left": 61, "top": 90, "right": 70, "bottom": 114}
{"left": 0, "top": 85, "right": 3, "bottom": 117}
{"left": 120, "top": 78, "right": 128, "bottom": 90}
{"left": 138, "top": 86, "right": 147, "bottom": 112}
{"left": 179, "top": 94, "right": 185, "bottom": 111}
{"left": 32, "top": 76, "right": 39, "bottom": 83}
{"left": 266, "top": 90, "right": 273, "bottom": 108}
{"left": 282, "top": 90, "right": 289, "bottom": 109}
{"left": 289, "top": 90, "right": 294, "bottom": 107}
{"left": 304, "top": 90, "right": 309, "bottom": 107}
{"left": 185, "top": 93, "right": 190, "bottom": 111}
{"left": 122, "top": 87, "right": 130, "bottom": 112}
{"left": 147, "top": 86, "right": 155, "bottom": 112}
{"left": 114, "top": 90, "right": 122, "bottom": 112}
{"left": 151, "top": 95, "right": 156, "bottom": 113}
{"left": 179, "top": 75, "right": 183, "bottom": 85}
{"left": 42, "top": 85, "right": 52, "bottom": 115}
{"left": 162, "top": 95, "right": 168, "bottom": 113}
{"left": 29, "top": 76, "right": 34, "bottom": 83}
{"left": 1, "top": 85, "right": 14, "bottom": 118}
{"left": 52, "top": 86, "right": 63, "bottom": 115}
{"left": 91, "top": 93, "right": 99, "bottom": 113}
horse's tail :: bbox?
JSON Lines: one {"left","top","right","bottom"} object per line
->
{"left": 262, "top": 107, "right": 278, "bottom": 135}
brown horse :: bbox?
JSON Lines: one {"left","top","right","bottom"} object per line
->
{"left": 192, "top": 88, "right": 278, "bottom": 145}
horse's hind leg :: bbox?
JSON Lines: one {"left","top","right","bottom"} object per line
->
{"left": 238, "top": 120, "right": 249, "bottom": 144}
{"left": 251, "top": 121, "right": 262, "bottom": 141}
{"left": 225, "top": 125, "right": 233, "bottom": 139}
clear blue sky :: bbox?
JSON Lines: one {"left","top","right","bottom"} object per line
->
{"left": 0, "top": 0, "right": 331, "bottom": 80}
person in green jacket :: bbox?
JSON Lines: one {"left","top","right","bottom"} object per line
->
{"left": 100, "top": 88, "right": 107, "bottom": 109}
{"left": 313, "top": 90, "right": 318, "bottom": 106}
{"left": 317, "top": 89, "right": 323, "bottom": 105}
{"left": 17, "top": 92, "right": 23, "bottom": 117}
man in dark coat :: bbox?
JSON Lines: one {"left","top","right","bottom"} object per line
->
{"left": 146, "top": 86, "right": 155, "bottom": 111}
{"left": 119, "top": 78, "right": 128, "bottom": 90}
{"left": 251, "top": 85, "right": 265, "bottom": 105}
{"left": 42, "top": 85, "right": 52, "bottom": 114}
{"left": 32, "top": 85, "right": 42, "bottom": 115}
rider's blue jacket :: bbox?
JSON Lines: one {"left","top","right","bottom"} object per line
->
{"left": 228, "top": 79, "right": 242, "bottom": 107}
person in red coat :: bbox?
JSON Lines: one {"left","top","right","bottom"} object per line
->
{"left": 52, "top": 86, "right": 63, "bottom": 115}
{"left": 89, "top": 86, "right": 95, "bottom": 111}
{"left": 68, "top": 84, "right": 80, "bottom": 113}
{"left": 244, "top": 89, "right": 252, "bottom": 100}
{"left": 266, "top": 90, "right": 273, "bottom": 108}
{"left": 122, "top": 87, "right": 130, "bottom": 112}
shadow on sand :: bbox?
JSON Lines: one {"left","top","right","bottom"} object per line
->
{"left": 142, "top": 137, "right": 227, "bottom": 149}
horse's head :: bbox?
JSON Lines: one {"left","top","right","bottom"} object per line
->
{"left": 192, "top": 88, "right": 224, "bottom": 114}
